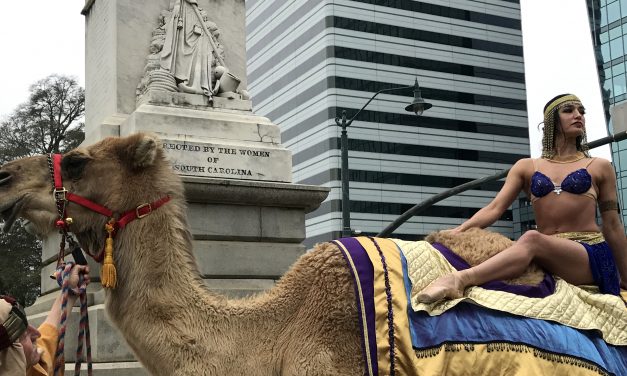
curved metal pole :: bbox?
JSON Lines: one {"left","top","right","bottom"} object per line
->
{"left": 377, "top": 131, "right": 627, "bottom": 237}
{"left": 335, "top": 83, "right": 418, "bottom": 237}
{"left": 339, "top": 85, "right": 416, "bottom": 128}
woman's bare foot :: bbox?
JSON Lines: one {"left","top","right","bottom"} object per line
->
{"left": 417, "top": 271, "right": 470, "bottom": 304}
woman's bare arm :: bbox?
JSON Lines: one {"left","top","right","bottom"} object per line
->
{"left": 455, "top": 158, "right": 530, "bottom": 232}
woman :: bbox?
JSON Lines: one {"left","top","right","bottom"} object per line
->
{"left": 0, "top": 264, "right": 89, "bottom": 375}
{"left": 417, "top": 94, "right": 627, "bottom": 303}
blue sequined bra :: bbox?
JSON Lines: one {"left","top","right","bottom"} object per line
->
{"left": 530, "top": 158, "right": 597, "bottom": 203}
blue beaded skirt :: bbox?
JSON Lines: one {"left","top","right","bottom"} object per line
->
{"left": 581, "top": 240, "right": 621, "bottom": 295}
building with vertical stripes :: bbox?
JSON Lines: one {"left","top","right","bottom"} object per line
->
{"left": 246, "top": 0, "right": 528, "bottom": 245}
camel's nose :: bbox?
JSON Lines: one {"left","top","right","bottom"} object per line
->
{"left": 0, "top": 171, "right": 11, "bottom": 186}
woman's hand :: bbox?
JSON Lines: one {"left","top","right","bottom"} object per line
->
{"left": 441, "top": 226, "right": 464, "bottom": 236}
{"left": 68, "top": 264, "right": 90, "bottom": 291}
{"left": 45, "top": 264, "right": 91, "bottom": 328}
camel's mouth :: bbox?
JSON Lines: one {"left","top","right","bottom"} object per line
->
{"left": 0, "top": 198, "right": 22, "bottom": 233}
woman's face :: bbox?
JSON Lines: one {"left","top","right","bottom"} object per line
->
{"left": 18, "top": 325, "right": 41, "bottom": 368}
{"left": 557, "top": 102, "right": 586, "bottom": 138}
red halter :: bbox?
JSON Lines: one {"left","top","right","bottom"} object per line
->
{"left": 48, "top": 153, "right": 171, "bottom": 261}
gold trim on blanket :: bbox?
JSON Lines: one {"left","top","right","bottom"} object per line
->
{"left": 413, "top": 343, "right": 610, "bottom": 376}
{"left": 356, "top": 237, "right": 417, "bottom": 374}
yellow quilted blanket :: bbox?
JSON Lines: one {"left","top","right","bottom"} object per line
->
{"left": 394, "top": 239, "right": 627, "bottom": 346}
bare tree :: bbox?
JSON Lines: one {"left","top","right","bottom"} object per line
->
{"left": 0, "top": 74, "right": 85, "bottom": 163}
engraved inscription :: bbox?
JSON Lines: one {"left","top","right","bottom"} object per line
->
{"left": 161, "top": 139, "right": 278, "bottom": 181}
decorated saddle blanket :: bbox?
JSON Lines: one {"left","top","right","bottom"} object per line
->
{"left": 332, "top": 237, "right": 627, "bottom": 376}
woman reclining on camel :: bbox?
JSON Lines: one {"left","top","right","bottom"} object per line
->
{"left": 418, "top": 94, "right": 627, "bottom": 304}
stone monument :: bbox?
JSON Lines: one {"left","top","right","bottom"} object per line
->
{"left": 26, "top": 1, "right": 328, "bottom": 374}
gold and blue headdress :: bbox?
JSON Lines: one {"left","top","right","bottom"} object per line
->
{"left": 541, "top": 94, "right": 589, "bottom": 159}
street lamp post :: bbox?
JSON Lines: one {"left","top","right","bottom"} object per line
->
{"left": 335, "top": 78, "right": 432, "bottom": 237}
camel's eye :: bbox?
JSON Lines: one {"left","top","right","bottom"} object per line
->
{"left": 61, "top": 153, "right": 91, "bottom": 180}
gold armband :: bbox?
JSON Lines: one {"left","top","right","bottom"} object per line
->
{"left": 599, "top": 200, "right": 619, "bottom": 212}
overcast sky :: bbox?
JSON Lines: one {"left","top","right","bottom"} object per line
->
{"left": 520, "top": 0, "right": 611, "bottom": 159}
{"left": 0, "top": 0, "right": 612, "bottom": 159}
{"left": 0, "top": 1, "right": 85, "bottom": 118}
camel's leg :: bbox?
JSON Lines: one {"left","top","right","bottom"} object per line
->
{"left": 417, "top": 230, "right": 594, "bottom": 303}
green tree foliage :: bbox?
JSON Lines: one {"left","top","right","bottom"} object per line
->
{"left": 0, "top": 74, "right": 85, "bottom": 306}
{"left": 0, "top": 226, "right": 41, "bottom": 306}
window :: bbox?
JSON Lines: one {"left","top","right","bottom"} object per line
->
{"left": 602, "top": 42, "right": 611, "bottom": 62}
{"left": 610, "top": 25, "right": 623, "bottom": 39}
{"left": 613, "top": 62, "right": 626, "bottom": 76}
{"left": 610, "top": 37, "right": 624, "bottom": 59}
{"left": 608, "top": 1, "right": 621, "bottom": 24}
{"left": 604, "top": 76, "right": 614, "bottom": 96}
{"left": 615, "top": 73, "right": 627, "bottom": 96}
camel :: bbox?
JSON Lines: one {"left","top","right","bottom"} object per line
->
{"left": 0, "top": 133, "right": 623, "bottom": 375}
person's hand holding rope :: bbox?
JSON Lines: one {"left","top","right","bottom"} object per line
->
{"left": 0, "top": 263, "right": 91, "bottom": 375}
{"left": 67, "top": 264, "right": 90, "bottom": 297}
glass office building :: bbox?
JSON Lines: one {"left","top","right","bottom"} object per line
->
{"left": 588, "top": 0, "right": 627, "bottom": 230}
{"left": 246, "top": 1, "right": 528, "bottom": 245}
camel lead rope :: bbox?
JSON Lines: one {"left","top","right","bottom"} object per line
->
{"left": 101, "top": 220, "right": 117, "bottom": 288}
{"left": 53, "top": 262, "right": 92, "bottom": 376}
{"left": 75, "top": 281, "right": 93, "bottom": 376}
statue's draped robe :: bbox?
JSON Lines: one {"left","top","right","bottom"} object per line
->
{"left": 161, "top": 0, "right": 213, "bottom": 95}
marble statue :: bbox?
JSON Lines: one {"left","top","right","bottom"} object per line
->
{"left": 137, "top": 0, "right": 249, "bottom": 103}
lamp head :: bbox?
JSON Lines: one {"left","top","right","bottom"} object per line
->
{"left": 405, "top": 78, "right": 432, "bottom": 116}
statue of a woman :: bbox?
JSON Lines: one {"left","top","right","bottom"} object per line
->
{"left": 160, "top": 0, "right": 217, "bottom": 96}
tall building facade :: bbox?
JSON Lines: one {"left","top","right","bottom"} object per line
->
{"left": 588, "top": 0, "right": 627, "bottom": 230}
{"left": 246, "top": 0, "right": 528, "bottom": 245}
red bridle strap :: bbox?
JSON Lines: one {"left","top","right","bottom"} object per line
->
{"left": 51, "top": 153, "right": 171, "bottom": 231}
{"left": 52, "top": 154, "right": 113, "bottom": 218}
{"left": 117, "top": 196, "right": 171, "bottom": 229}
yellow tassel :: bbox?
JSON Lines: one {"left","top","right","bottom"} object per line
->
{"left": 101, "top": 221, "right": 117, "bottom": 288}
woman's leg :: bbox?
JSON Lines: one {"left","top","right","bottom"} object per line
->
{"left": 417, "top": 230, "right": 594, "bottom": 303}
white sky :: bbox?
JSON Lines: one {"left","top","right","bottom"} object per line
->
{"left": 520, "top": 0, "right": 611, "bottom": 159}
{"left": 0, "top": 1, "right": 85, "bottom": 119}
{"left": 0, "top": 0, "right": 613, "bottom": 159}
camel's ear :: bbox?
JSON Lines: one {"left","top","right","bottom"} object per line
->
{"left": 133, "top": 135, "right": 159, "bottom": 168}
{"left": 62, "top": 151, "right": 92, "bottom": 180}
{"left": 120, "top": 133, "right": 160, "bottom": 170}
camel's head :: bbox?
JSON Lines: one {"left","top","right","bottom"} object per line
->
{"left": 0, "top": 133, "right": 175, "bottom": 240}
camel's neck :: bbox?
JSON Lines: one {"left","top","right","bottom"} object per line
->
{"left": 106, "top": 201, "right": 213, "bottom": 311}
{"left": 98, "top": 201, "right": 299, "bottom": 374}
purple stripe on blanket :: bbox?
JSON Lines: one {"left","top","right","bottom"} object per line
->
{"left": 333, "top": 237, "right": 378, "bottom": 376}
{"left": 431, "top": 242, "right": 556, "bottom": 298}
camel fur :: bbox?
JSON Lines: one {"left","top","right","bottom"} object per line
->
{"left": 0, "top": 133, "right": 548, "bottom": 375}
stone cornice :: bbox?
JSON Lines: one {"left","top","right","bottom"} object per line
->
{"left": 182, "top": 177, "right": 329, "bottom": 214}
{"left": 81, "top": 0, "right": 96, "bottom": 15}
